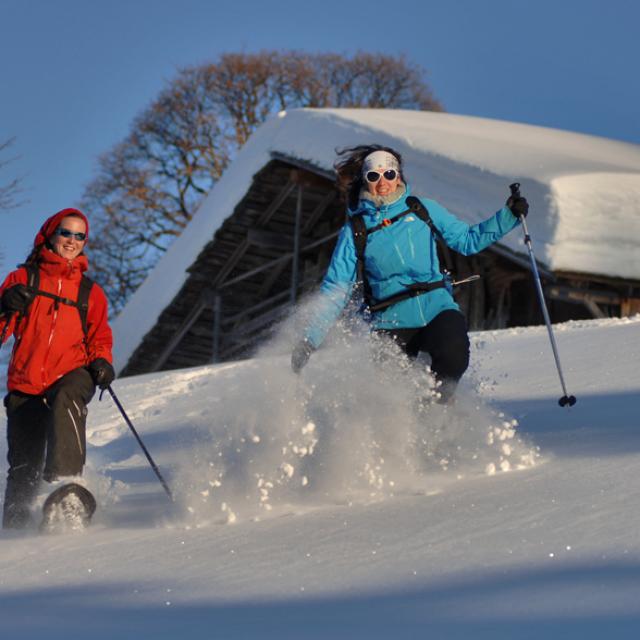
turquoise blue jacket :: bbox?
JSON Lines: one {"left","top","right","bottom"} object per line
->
{"left": 304, "top": 184, "right": 520, "bottom": 348}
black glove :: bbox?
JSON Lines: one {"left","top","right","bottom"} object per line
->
{"left": 506, "top": 195, "right": 529, "bottom": 218}
{"left": 291, "top": 339, "right": 315, "bottom": 374}
{"left": 1, "top": 284, "right": 35, "bottom": 315}
{"left": 89, "top": 358, "right": 116, "bottom": 390}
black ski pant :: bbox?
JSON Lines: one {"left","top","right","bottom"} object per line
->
{"left": 378, "top": 309, "right": 470, "bottom": 403}
{"left": 2, "top": 367, "right": 95, "bottom": 529}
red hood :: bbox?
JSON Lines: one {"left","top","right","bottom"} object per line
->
{"left": 34, "top": 208, "right": 89, "bottom": 247}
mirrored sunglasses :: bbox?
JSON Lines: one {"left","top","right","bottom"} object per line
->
{"left": 365, "top": 169, "right": 398, "bottom": 183}
{"left": 54, "top": 227, "right": 87, "bottom": 242}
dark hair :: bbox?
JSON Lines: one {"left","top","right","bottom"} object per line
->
{"left": 22, "top": 243, "right": 45, "bottom": 269}
{"left": 334, "top": 144, "right": 404, "bottom": 210}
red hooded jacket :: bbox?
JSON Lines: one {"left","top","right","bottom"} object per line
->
{"left": 0, "top": 209, "right": 113, "bottom": 394}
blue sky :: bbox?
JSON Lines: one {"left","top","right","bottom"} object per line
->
{"left": 1, "top": 0, "right": 638, "bottom": 272}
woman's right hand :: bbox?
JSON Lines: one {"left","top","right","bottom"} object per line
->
{"left": 0, "top": 284, "right": 34, "bottom": 315}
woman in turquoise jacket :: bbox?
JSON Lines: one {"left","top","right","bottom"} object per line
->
{"left": 291, "top": 145, "right": 528, "bottom": 402}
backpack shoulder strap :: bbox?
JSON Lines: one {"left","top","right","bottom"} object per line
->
{"left": 349, "top": 214, "right": 368, "bottom": 262}
{"left": 77, "top": 275, "right": 94, "bottom": 339}
{"left": 24, "top": 262, "right": 40, "bottom": 290}
{"left": 17, "top": 264, "right": 94, "bottom": 339}
{"left": 348, "top": 215, "right": 372, "bottom": 307}
{"left": 405, "top": 196, "right": 440, "bottom": 239}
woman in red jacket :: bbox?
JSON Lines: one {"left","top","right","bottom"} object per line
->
{"left": 0, "top": 208, "right": 114, "bottom": 529}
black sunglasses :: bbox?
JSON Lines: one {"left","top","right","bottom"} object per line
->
{"left": 54, "top": 227, "right": 87, "bottom": 242}
{"left": 365, "top": 169, "right": 398, "bottom": 183}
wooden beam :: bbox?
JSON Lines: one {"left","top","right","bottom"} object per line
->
{"left": 258, "top": 189, "right": 338, "bottom": 298}
{"left": 291, "top": 185, "right": 303, "bottom": 304}
{"left": 150, "top": 294, "right": 209, "bottom": 371}
{"left": 212, "top": 293, "right": 222, "bottom": 363}
{"left": 223, "top": 303, "right": 290, "bottom": 339}
{"left": 546, "top": 284, "right": 622, "bottom": 319}
{"left": 219, "top": 228, "right": 341, "bottom": 291}
{"left": 223, "top": 288, "right": 291, "bottom": 325}
{"left": 302, "top": 190, "right": 337, "bottom": 234}
{"left": 246, "top": 227, "right": 312, "bottom": 250}
{"left": 583, "top": 299, "right": 606, "bottom": 319}
{"left": 211, "top": 180, "right": 297, "bottom": 288}
{"left": 546, "top": 285, "right": 621, "bottom": 306}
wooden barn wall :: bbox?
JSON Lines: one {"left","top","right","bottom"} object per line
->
{"left": 121, "top": 159, "right": 344, "bottom": 375}
{"left": 120, "top": 159, "right": 640, "bottom": 376}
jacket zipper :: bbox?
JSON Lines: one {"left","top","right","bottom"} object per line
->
{"left": 373, "top": 202, "right": 428, "bottom": 324}
{"left": 41, "top": 275, "right": 64, "bottom": 390}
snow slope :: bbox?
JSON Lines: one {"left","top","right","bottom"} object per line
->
{"left": 1, "top": 314, "right": 639, "bottom": 638}
{"left": 111, "top": 108, "right": 640, "bottom": 372}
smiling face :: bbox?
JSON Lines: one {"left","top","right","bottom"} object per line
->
{"left": 366, "top": 170, "right": 402, "bottom": 197}
{"left": 361, "top": 150, "right": 402, "bottom": 198}
{"left": 50, "top": 216, "right": 87, "bottom": 261}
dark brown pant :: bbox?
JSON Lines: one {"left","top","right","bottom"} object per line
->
{"left": 2, "top": 367, "right": 95, "bottom": 528}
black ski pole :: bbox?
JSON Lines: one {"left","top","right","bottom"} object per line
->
{"left": 510, "top": 182, "right": 576, "bottom": 407}
{"left": 0, "top": 312, "right": 14, "bottom": 349}
{"left": 0, "top": 323, "right": 9, "bottom": 348}
{"left": 104, "top": 385, "right": 174, "bottom": 500}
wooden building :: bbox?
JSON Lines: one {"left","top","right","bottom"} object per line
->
{"left": 114, "top": 109, "right": 640, "bottom": 376}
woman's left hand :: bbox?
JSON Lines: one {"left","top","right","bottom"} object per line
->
{"left": 89, "top": 358, "right": 116, "bottom": 390}
{"left": 507, "top": 195, "right": 529, "bottom": 218}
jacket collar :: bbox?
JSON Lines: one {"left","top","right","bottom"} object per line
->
{"left": 37, "top": 247, "right": 88, "bottom": 280}
{"left": 349, "top": 184, "right": 412, "bottom": 218}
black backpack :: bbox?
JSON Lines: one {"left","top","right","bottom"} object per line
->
{"left": 23, "top": 262, "right": 94, "bottom": 338}
{"left": 349, "top": 196, "right": 454, "bottom": 312}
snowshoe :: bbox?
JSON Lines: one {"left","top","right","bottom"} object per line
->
{"left": 40, "top": 483, "right": 96, "bottom": 534}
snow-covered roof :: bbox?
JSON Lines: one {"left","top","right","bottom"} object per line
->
{"left": 112, "top": 108, "right": 640, "bottom": 371}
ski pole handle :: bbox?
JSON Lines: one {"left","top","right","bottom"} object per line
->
{"left": 510, "top": 182, "right": 531, "bottom": 245}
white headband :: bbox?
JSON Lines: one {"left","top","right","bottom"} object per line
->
{"left": 362, "top": 150, "right": 400, "bottom": 176}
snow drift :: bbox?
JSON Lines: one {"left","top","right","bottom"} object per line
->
{"left": 1, "top": 315, "right": 640, "bottom": 638}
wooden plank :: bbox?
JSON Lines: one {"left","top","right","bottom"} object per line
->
{"left": 124, "top": 162, "right": 342, "bottom": 374}
{"left": 303, "top": 189, "right": 337, "bottom": 233}
{"left": 150, "top": 295, "right": 209, "bottom": 371}
{"left": 210, "top": 181, "right": 297, "bottom": 288}
{"left": 259, "top": 189, "right": 338, "bottom": 297}
{"left": 219, "top": 228, "right": 340, "bottom": 290}
{"left": 546, "top": 284, "right": 621, "bottom": 306}
{"left": 291, "top": 185, "right": 303, "bottom": 303}
{"left": 246, "top": 228, "right": 311, "bottom": 250}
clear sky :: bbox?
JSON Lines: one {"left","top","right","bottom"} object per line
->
{"left": 1, "top": 0, "right": 638, "bottom": 273}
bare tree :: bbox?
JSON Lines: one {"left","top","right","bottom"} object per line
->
{"left": 0, "top": 137, "right": 27, "bottom": 269}
{"left": 83, "top": 51, "right": 443, "bottom": 312}
{"left": 0, "top": 137, "right": 23, "bottom": 212}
